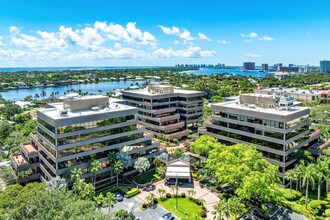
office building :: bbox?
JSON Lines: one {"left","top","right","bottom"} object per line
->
{"left": 262, "top": 63, "right": 268, "bottom": 71}
{"left": 11, "top": 95, "right": 160, "bottom": 186}
{"left": 274, "top": 63, "right": 283, "bottom": 71}
{"left": 199, "top": 94, "right": 321, "bottom": 185}
{"left": 320, "top": 60, "right": 330, "bottom": 73}
{"left": 122, "top": 85, "right": 204, "bottom": 140}
{"left": 243, "top": 62, "right": 255, "bottom": 70}
{"left": 256, "top": 87, "right": 330, "bottom": 103}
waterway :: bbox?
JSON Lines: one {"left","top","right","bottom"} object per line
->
{"left": 0, "top": 81, "right": 144, "bottom": 101}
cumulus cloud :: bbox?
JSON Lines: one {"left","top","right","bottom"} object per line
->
{"left": 95, "top": 21, "right": 156, "bottom": 46}
{"left": 244, "top": 53, "right": 262, "bottom": 58}
{"left": 240, "top": 32, "right": 258, "bottom": 38}
{"left": 244, "top": 39, "right": 252, "bottom": 43}
{"left": 198, "top": 33, "right": 212, "bottom": 41}
{"left": 217, "top": 39, "right": 229, "bottom": 44}
{"left": 0, "top": 36, "right": 4, "bottom": 46}
{"left": 158, "top": 25, "right": 180, "bottom": 35}
{"left": 259, "top": 35, "right": 273, "bottom": 41}
{"left": 9, "top": 26, "right": 19, "bottom": 34}
{"left": 153, "top": 46, "right": 215, "bottom": 58}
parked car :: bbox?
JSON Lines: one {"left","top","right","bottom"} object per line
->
{"left": 164, "top": 179, "right": 182, "bottom": 186}
{"left": 114, "top": 192, "right": 123, "bottom": 202}
{"left": 159, "top": 212, "right": 175, "bottom": 220}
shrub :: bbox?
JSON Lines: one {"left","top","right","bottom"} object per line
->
{"left": 195, "top": 199, "right": 201, "bottom": 205}
{"left": 124, "top": 188, "right": 141, "bottom": 198}
{"left": 325, "top": 209, "right": 330, "bottom": 217}
{"left": 166, "top": 193, "right": 171, "bottom": 198}
{"left": 153, "top": 198, "right": 158, "bottom": 204}
{"left": 173, "top": 138, "right": 178, "bottom": 143}
{"left": 191, "top": 172, "right": 198, "bottom": 179}
{"left": 279, "top": 188, "right": 302, "bottom": 201}
{"left": 307, "top": 200, "right": 329, "bottom": 216}
{"left": 200, "top": 211, "right": 207, "bottom": 218}
{"left": 142, "top": 203, "right": 148, "bottom": 208}
{"left": 181, "top": 193, "right": 186, "bottom": 198}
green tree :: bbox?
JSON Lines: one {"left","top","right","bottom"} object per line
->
{"left": 187, "top": 189, "right": 196, "bottom": 199}
{"left": 285, "top": 169, "right": 296, "bottom": 193}
{"left": 227, "top": 196, "right": 245, "bottom": 220}
{"left": 46, "top": 176, "right": 67, "bottom": 191}
{"left": 17, "top": 170, "right": 30, "bottom": 185}
{"left": 70, "top": 167, "right": 83, "bottom": 182}
{"left": 113, "top": 161, "right": 124, "bottom": 187}
{"left": 158, "top": 188, "right": 166, "bottom": 199}
{"left": 113, "top": 209, "right": 136, "bottom": 220}
{"left": 190, "top": 135, "right": 219, "bottom": 156}
{"left": 90, "top": 159, "right": 102, "bottom": 189}
{"left": 134, "top": 157, "right": 150, "bottom": 182}
{"left": 302, "top": 164, "right": 316, "bottom": 209}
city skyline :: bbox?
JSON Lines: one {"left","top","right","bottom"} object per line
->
{"left": 0, "top": 0, "right": 329, "bottom": 67}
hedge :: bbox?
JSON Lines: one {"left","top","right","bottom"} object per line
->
{"left": 279, "top": 188, "right": 302, "bottom": 201}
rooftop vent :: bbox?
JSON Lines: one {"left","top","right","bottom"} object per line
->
{"left": 59, "top": 109, "right": 68, "bottom": 116}
{"left": 91, "top": 106, "right": 100, "bottom": 111}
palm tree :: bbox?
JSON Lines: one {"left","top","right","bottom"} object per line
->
{"left": 213, "top": 199, "right": 227, "bottom": 220}
{"left": 315, "top": 158, "right": 328, "bottom": 200}
{"left": 105, "top": 192, "right": 117, "bottom": 212}
{"left": 146, "top": 193, "right": 156, "bottom": 205}
{"left": 285, "top": 169, "right": 295, "bottom": 193}
{"left": 158, "top": 188, "right": 166, "bottom": 199}
{"left": 187, "top": 189, "right": 197, "bottom": 199}
{"left": 40, "top": 90, "right": 47, "bottom": 100}
{"left": 70, "top": 167, "right": 83, "bottom": 182}
{"left": 170, "top": 185, "right": 179, "bottom": 197}
{"left": 90, "top": 159, "right": 102, "bottom": 190}
{"left": 113, "top": 161, "right": 123, "bottom": 187}
{"left": 34, "top": 93, "right": 40, "bottom": 100}
{"left": 227, "top": 197, "right": 245, "bottom": 220}
{"left": 302, "top": 164, "right": 316, "bottom": 209}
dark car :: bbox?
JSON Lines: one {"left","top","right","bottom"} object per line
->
{"left": 165, "top": 179, "right": 182, "bottom": 186}
{"left": 159, "top": 212, "right": 175, "bottom": 220}
{"left": 114, "top": 192, "right": 123, "bottom": 202}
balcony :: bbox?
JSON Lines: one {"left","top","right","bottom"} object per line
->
{"left": 307, "top": 141, "right": 330, "bottom": 155}
{"left": 21, "top": 143, "right": 38, "bottom": 159}
{"left": 10, "top": 153, "right": 38, "bottom": 172}
{"left": 160, "top": 122, "right": 185, "bottom": 131}
{"left": 150, "top": 107, "right": 176, "bottom": 114}
{"left": 165, "top": 129, "right": 190, "bottom": 140}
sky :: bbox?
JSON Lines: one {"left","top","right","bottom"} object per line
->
{"left": 0, "top": 0, "right": 329, "bottom": 67}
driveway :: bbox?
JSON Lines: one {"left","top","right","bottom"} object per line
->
{"left": 110, "top": 196, "right": 172, "bottom": 220}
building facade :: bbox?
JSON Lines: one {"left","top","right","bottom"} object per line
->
{"left": 199, "top": 94, "right": 320, "bottom": 185}
{"left": 320, "top": 60, "right": 330, "bottom": 73}
{"left": 261, "top": 63, "right": 268, "bottom": 71}
{"left": 243, "top": 62, "right": 255, "bottom": 70}
{"left": 11, "top": 95, "right": 160, "bottom": 186}
{"left": 122, "top": 86, "right": 204, "bottom": 140}
{"left": 256, "top": 87, "right": 330, "bottom": 103}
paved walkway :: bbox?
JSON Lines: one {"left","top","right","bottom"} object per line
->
{"left": 137, "top": 179, "right": 219, "bottom": 220}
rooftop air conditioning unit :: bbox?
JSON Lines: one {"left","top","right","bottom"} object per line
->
{"left": 59, "top": 109, "right": 68, "bottom": 116}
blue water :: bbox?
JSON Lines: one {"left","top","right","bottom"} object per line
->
{"left": 178, "top": 67, "right": 268, "bottom": 77}
{"left": 0, "top": 81, "right": 144, "bottom": 101}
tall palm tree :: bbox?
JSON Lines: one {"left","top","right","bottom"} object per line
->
{"left": 113, "top": 161, "right": 123, "bottom": 187}
{"left": 213, "top": 199, "right": 227, "bottom": 220}
{"left": 187, "top": 189, "right": 197, "bottom": 199}
{"left": 158, "top": 188, "right": 166, "bottom": 199}
{"left": 105, "top": 192, "right": 117, "bottom": 212}
{"left": 90, "top": 159, "right": 102, "bottom": 190}
{"left": 285, "top": 169, "right": 296, "bottom": 193}
{"left": 302, "top": 164, "right": 316, "bottom": 209}
{"left": 40, "top": 90, "right": 47, "bottom": 100}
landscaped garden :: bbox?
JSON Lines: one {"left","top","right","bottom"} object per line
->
{"left": 102, "top": 185, "right": 141, "bottom": 198}
{"left": 133, "top": 169, "right": 158, "bottom": 184}
{"left": 158, "top": 196, "right": 205, "bottom": 220}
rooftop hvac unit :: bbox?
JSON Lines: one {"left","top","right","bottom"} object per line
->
{"left": 91, "top": 106, "right": 100, "bottom": 111}
{"left": 59, "top": 109, "right": 68, "bottom": 116}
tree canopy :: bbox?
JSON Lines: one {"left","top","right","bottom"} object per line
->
{"left": 190, "top": 135, "right": 219, "bottom": 156}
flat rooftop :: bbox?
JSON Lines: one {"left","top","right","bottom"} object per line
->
{"left": 21, "top": 143, "right": 37, "bottom": 153}
{"left": 259, "top": 87, "right": 326, "bottom": 95}
{"left": 212, "top": 101, "right": 309, "bottom": 116}
{"left": 123, "top": 88, "right": 203, "bottom": 95}
{"left": 40, "top": 97, "right": 136, "bottom": 120}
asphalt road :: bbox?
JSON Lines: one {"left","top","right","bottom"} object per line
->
{"left": 111, "top": 196, "right": 175, "bottom": 220}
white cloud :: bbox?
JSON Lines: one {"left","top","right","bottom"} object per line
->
{"left": 158, "top": 25, "right": 180, "bottom": 35}
{"left": 173, "top": 40, "right": 180, "bottom": 45}
{"left": 259, "top": 35, "right": 273, "bottom": 41}
{"left": 94, "top": 21, "right": 156, "bottom": 46}
{"left": 198, "top": 33, "right": 212, "bottom": 41}
{"left": 9, "top": 26, "right": 19, "bottom": 34}
{"left": 179, "top": 29, "right": 194, "bottom": 41}
{"left": 240, "top": 32, "right": 258, "bottom": 38}
{"left": 244, "top": 39, "right": 252, "bottom": 43}
{"left": 217, "top": 39, "right": 229, "bottom": 44}
{"left": 154, "top": 46, "right": 215, "bottom": 58}
{"left": 244, "top": 53, "right": 262, "bottom": 58}
{"left": 0, "top": 36, "right": 4, "bottom": 46}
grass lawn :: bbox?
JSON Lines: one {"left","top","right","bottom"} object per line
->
{"left": 158, "top": 197, "right": 203, "bottom": 220}
{"left": 133, "top": 170, "right": 156, "bottom": 184}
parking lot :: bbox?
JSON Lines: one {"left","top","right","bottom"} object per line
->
{"left": 110, "top": 196, "right": 174, "bottom": 220}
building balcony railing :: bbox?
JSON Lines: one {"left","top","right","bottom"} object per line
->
{"left": 150, "top": 107, "right": 176, "bottom": 114}
{"left": 160, "top": 122, "right": 185, "bottom": 131}
{"left": 164, "top": 129, "right": 190, "bottom": 140}
{"left": 307, "top": 141, "right": 330, "bottom": 155}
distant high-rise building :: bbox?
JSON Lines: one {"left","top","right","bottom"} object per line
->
{"left": 274, "top": 63, "right": 283, "bottom": 71}
{"left": 288, "top": 64, "right": 294, "bottom": 67}
{"left": 243, "top": 62, "right": 255, "bottom": 70}
{"left": 320, "top": 60, "right": 330, "bottom": 73}
{"left": 261, "top": 63, "right": 268, "bottom": 71}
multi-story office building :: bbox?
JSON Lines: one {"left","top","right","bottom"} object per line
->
{"left": 243, "top": 62, "right": 255, "bottom": 70}
{"left": 122, "top": 85, "right": 204, "bottom": 140}
{"left": 256, "top": 87, "right": 330, "bottom": 103}
{"left": 261, "top": 63, "right": 268, "bottom": 71}
{"left": 11, "top": 95, "right": 160, "bottom": 186}
{"left": 320, "top": 60, "right": 330, "bottom": 73}
{"left": 199, "top": 94, "right": 320, "bottom": 185}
